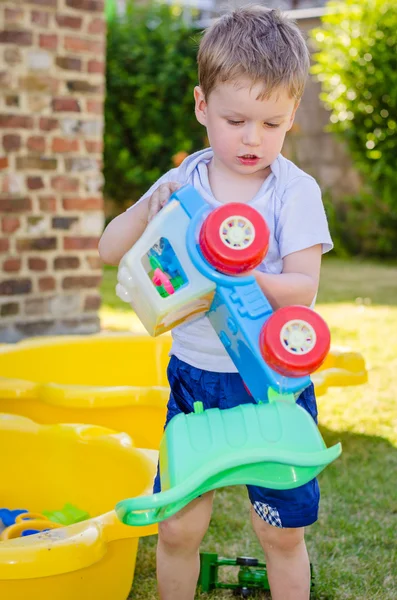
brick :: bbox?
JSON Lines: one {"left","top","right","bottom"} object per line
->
{"left": 85, "top": 139, "right": 103, "bottom": 153}
{"left": 5, "top": 8, "right": 25, "bottom": 23}
{"left": 4, "top": 48, "right": 23, "bottom": 67}
{"left": 87, "top": 59, "right": 104, "bottom": 74}
{"left": 28, "top": 257, "right": 47, "bottom": 271}
{"left": 0, "top": 157, "right": 8, "bottom": 170}
{"left": 3, "top": 134, "right": 21, "bottom": 152}
{"left": 3, "top": 258, "right": 21, "bottom": 273}
{"left": 50, "top": 294, "right": 80, "bottom": 315}
{"left": 84, "top": 294, "right": 101, "bottom": 311}
{"left": 2, "top": 217, "right": 20, "bottom": 233}
{"left": 65, "top": 157, "right": 98, "bottom": 172}
{"left": 64, "top": 36, "right": 103, "bottom": 54}
{"left": 27, "top": 216, "right": 47, "bottom": 235}
{"left": 0, "top": 114, "right": 34, "bottom": 129}
{"left": 54, "top": 256, "right": 80, "bottom": 269}
{"left": 87, "top": 17, "right": 105, "bottom": 35}
{"left": 25, "top": 297, "right": 50, "bottom": 316}
{"left": 39, "top": 277, "right": 56, "bottom": 292}
{"left": 86, "top": 100, "right": 103, "bottom": 115}
{"left": 56, "top": 56, "right": 82, "bottom": 71}
{"left": 17, "top": 238, "right": 57, "bottom": 252}
{"left": 64, "top": 236, "right": 98, "bottom": 250}
{"left": 38, "top": 196, "right": 57, "bottom": 211}
{"left": 66, "top": 80, "right": 102, "bottom": 94}
{"left": 85, "top": 173, "right": 104, "bottom": 193}
{"left": 0, "top": 174, "right": 24, "bottom": 195}
{"left": 52, "top": 216, "right": 78, "bottom": 230}
{"left": 27, "top": 136, "right": 46, "bottom": 153}
{"left": 0, "top": 239, "right": 9, "bottom": 252}
{"left": 5, "top": 96, "right": 20, "bottom": 107}
{"left": 39, "top": 34, "right": 58, "bottom": 51}
{"left": 28, "top": 50, "right": 52, "bottom": 70}
{"left": 0, "top": 198, "right": 31, "bottom": 212}
{"left": 31, "top": 10, "right": 50, "bottom": 28}
{"left": 0, "top": 31, "right": 33, "bottom": 46}
{"left": 14, "top": 319, "right": 56, "bottom": 338}
{"left": 51, "top": 137, "right": 80, "bottom": 153}
{"left": 86, "top": 255, "right": 102, "bottom": 269}
{"left": 51, "top": 175, "right": 79, "bottom": 192}
{"left": 52, "top": 97, "right": 81, "bottom": 112}
{"left": 56, "top": 15, "right": 83, "bottom": 29}
{"left": 39, "top": 117, "right": 58, "bottom": 131}
{"left": 0, "top": 279, "right": 32, "bottom": 296}
{"left": 66, "top": 0, "right": 104, "bottom": 12}
{"left": 27, "top": 0, "right": 57, "bottom": 7}
{"left": 16, "top": 156, "right": 57, "bottom": 170}
{"left": 63, "top": 196, "right": 103, "bottom": 210}
{"left": 0, "top": 302, "right": 19, "bottom": 317}
{"left": 27, "top": 176, "right": 45, "bottom": 190}
{"left": 19, "top": 74, "right": 58, "bottom": 94}
{"left": 62, "top": 275, "right": 102, "bottom": 290}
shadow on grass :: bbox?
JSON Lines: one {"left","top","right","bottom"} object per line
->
{"left": 130, "top": 426, "right": 396, "bottom": 600}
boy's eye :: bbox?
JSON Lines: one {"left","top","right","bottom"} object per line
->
{"left": 227, "top": 120, "right": 244, "bottom": 126}
{"left": 265, "top": 122, "right": 280, "bottom": 128}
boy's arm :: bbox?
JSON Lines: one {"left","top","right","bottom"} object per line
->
{"left": 98, "top": 182, "right": 180, "bottom": 266}
{"left": 254, "top": 244, "right": 322, "bottom": 309}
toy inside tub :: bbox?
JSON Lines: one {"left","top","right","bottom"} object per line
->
{"left": 0, "top": 413, "right": 157, "bottom": 600}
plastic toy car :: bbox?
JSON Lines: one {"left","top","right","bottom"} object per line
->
{"left": 116, "top": 184, "right": 331, "bottom": 401}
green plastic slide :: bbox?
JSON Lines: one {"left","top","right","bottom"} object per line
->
{"left": 116, "top": 400, "right": 341, "bottom": 526}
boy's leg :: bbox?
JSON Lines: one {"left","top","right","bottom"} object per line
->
{"left": 157, "top": 491, "right": 214, "bottom": 600}
{"left": 251, "top": 510, "right": 310, "bottom": 600}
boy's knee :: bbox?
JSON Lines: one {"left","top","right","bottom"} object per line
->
{"left": 158, "top": 516, "right": 204, "bottom": 553}
{"left": 252, "top": 510, "right": 304, "bottom": 555}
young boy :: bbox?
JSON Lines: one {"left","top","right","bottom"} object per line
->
{"left": 99, "top": 6, "right": 333, "bottom": 600}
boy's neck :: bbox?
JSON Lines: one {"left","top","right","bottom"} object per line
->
{"left": 207, "top": 157, "right": 271, "bottom": 204}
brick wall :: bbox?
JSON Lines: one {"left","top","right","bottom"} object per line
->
{"left": 0, "top": 0, "right": 105, "bottom": 342}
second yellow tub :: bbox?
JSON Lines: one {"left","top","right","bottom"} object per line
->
{"left": 0, "top": 333, "right": 367, "bottom": 450}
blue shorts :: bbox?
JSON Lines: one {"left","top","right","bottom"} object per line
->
{"left": 153, "top": 355, "right": 320, "bottom": 529}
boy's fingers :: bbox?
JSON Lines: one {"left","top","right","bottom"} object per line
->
{"left": 147, "top": 182, "right": 181, "bottom": 222}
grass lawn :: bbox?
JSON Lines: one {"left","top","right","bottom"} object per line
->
{"left": 100, "top": 257, "right": 397, "bottom": 599}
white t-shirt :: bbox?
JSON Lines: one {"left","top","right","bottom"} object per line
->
{"left": 132, "top": 148, "right": 333, "bottom": 372}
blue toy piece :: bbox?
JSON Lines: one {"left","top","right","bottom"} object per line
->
{"left": 0, "top": 508, "right": 28, "bottom": 527}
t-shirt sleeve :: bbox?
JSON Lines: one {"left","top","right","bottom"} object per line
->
{"left": 126, "top": 167, "right": 180, "bottom": 211}
{"left": 276, "top": 176, "right": 333, "bottom": 257}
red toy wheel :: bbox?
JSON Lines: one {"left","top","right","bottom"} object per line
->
{"left": 259, "top": 306, "right": 330, "bottom": 377}
{"left": 199, "top": 203, "right": 269, "bottom": 275}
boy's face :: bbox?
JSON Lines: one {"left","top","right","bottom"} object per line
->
{"left": 194, "top": 79, "right": 298, "bottom": 179}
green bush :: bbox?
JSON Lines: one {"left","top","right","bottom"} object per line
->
{"left": 311, "top": 0, "right": 397, "bottom": 257}
{"left": 104, "top": 1, "right": 206, "bottom": 211}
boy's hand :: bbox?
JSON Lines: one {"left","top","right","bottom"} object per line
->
{"left": 147, "top": 182, "right": 181, "bottom": 223}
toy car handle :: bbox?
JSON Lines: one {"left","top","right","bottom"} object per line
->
{"left": 115, "top": 442, "right": 341, "bottom": 526}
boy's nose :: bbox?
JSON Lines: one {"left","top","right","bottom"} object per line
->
{"left": 242, "top": 124, "right": 261, "bottom": 147}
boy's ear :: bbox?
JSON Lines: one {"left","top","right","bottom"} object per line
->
{"left": 286, "top": 100, "right": 300, "bottom": 131}
{"left": 194, "top": 86, "right": 207, "bottom": 126}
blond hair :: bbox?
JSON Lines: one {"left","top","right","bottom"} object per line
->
{"left": 197, "top": 4, "right": 310, "bottom": 101}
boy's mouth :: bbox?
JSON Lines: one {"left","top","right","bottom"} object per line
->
{"left": 238, "top": 154, "right": 260, "bottom": 165}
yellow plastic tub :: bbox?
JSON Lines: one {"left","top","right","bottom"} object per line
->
{"left": 0, "top": 334, "right": 367, "bottom": 449}
{"left": 0, "top": 413, "right": 157, "bottom": 600}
